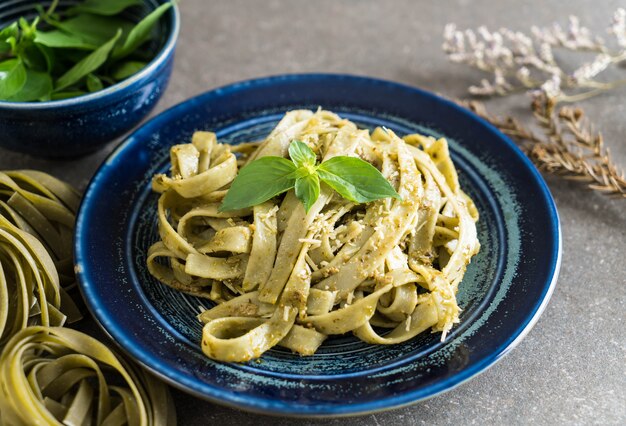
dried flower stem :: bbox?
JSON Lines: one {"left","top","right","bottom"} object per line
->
{"left": 556, "top": 78, "right": 626, "bottom": 103}
{"left": 444, "top": 9, "right": 626, "bottom": 102}
{"left": 459, "top": 98, "right": 626, "bottom": 198}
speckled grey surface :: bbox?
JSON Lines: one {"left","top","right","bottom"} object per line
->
{"left": 1, "top": 0, "right": 624, "bottom": 424}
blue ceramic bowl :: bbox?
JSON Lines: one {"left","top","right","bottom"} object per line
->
{"left": 75, "top": 74, "right": 561, "bottom": 417}
{"left": 0, "top": 0, "right": 179, "bottom": 158}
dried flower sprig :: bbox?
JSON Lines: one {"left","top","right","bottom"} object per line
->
{"left": 459, "top": 97, "right": 626, "bottom": 198}
{"left": 443, "top": 9, "right": 626, "bottom": 102}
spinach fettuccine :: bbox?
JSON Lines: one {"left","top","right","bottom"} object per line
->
{"left": 148, "top": 110, "right": 481, "bottom": 363}
{"left": 0, "top": 327, "right": 175, "bottom": 426}
{"left": 0, "top": 170, "right": 82, "bottom": 347}
{"left": 0, "top": 170, "right": 176, "bottom": 425}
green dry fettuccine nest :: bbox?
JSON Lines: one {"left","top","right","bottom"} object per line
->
{"left": 0, "top": 326, "right": 176, "bottom": 426}
{"left": 0, "top": 170, "right": 82, "bottom": 347}
{"left": 0, "top": 170, "right": 177, "bottom": 425}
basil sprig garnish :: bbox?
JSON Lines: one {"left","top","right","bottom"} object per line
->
{"left": 220, "top": 140, "right": 401, "bottom": 212}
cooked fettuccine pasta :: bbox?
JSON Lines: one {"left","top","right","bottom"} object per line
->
{"left": 147, "top": 110, "right": 480, "bottom": 362}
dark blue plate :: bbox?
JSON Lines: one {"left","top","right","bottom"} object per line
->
{"left": 75, "top": 74, "right": 561, "bottom": 417}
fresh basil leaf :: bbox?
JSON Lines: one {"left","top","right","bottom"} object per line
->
{"left": 219, "top": 157, "right": 297, "bottom": 212}
{"left": 7, "top": 69, "right": 52, "bottom": 102}
{"left": 0, "top": 22, "right": 19, "bottom": 40}
{"left": 98, "top": 75, "right": 116, "bottom": 85}
{"left": 18, "top": 17, "right": 32, "bottom": 34}
{"left": 46, "top": 14, "right": 134, "bottom": 46}
{"left": 56, "top": 49, "right": 88, "bottom": 64}
{"left": 18, "top": 16, "right": 39, "bottom": 42}
{"left": 35, "top": 30, "right": 97, "bottom": 50}
{"left": 6, "top": 36, "right": 18, "bottom": 53}
{"left": 295, "top": 173, "right": 320, "bottom": 212}
{"left": 36, "top": 44, "right": 56, "bottom": 73}
{"left": 110, "top": 60, "right": 146, "bottom": 80}
{"left": 86, "top": 73, "right": 103, "bottom": 92}
{"left": 317, "top": 156, "right": 401, "bottom": 203}
{"left": 287, "top": 166, "right": 313, "bottom": 180}
{"left": 288, "top": 140, "right": 317, "bottom": 168}
{"left": 55, "top": 29, "right": 121, "bottom": 91}
{"left": 0, "top": 59, "right": 27, "bottom": 99}
{"left": 50, "top": 90, "right": 87, "bottom": 100}
{"left": 69, "top": 0, "right": 143, "bottom": 16}
{"left": 0, "top": 22, "right": 18, "bottom": 53}
{"left": 124, "top": 48, "right": 153, "bottom": 61}
{"left": 112, "top": 3, "right": 172, "bottom": 60}
{"left": 20, "top": 44, "right": 48, "bottom": 71}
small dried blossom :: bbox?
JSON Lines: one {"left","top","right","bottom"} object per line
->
{"left": 539, "top": 74, "right": 562, "bottom": 99}
{"left": 571, "top": 53, "right": 612, "bottom": 84}
{"left": 532, "top": 16, "right": 606, "bottom": 52}
{"left": 609, "top": 8, "right": 626, "bottom": 48}
{"left": 443, "top": 9, "right": 626, "bottom": 101}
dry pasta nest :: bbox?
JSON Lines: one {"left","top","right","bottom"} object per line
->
{"left": 0, "top": 170, "right": 82, "bottom": 348}
{"left": 0, "top": 171, "right": 176, "bottom": 425}
{"left": 0, "top": 326, "right": 175, "bottom": 425}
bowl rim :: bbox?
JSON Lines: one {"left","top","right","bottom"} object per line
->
{"left": 74, "top": 73, "right": 562, "bottom": 417}
{"left": 0, "top": 0, "right": 180, "bottom": 109}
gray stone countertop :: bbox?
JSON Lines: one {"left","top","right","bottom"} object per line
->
{"left": 1, "top": 0, "right": 624, "bottom": 424}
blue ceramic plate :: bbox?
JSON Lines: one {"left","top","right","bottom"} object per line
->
{"left": 75, "top": 74, "right": 561, "bottom": 417}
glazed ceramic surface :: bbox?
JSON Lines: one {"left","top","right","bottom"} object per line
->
{"left": 75, "top": 74, "right": 561, "bottom": 416}
{"left": 0, "top": 0, "right": 179, "bottom": 157}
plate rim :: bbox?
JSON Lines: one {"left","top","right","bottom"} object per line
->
{"left": 74, "top": 73, "right": 561, "bottom": 417}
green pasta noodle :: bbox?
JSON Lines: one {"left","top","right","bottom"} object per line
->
{"left": 147, "top": 110, "right": 481, "bottom": 363}
{"left": 0, "top": 170, "right": 81, "bottom": 290}
{"left": 0, "top": 326, "right": 176, "bottom": 426}
{"left": 0, "top": 170, "right": 82, "bottom": 348}
{"left": 0, "top": 170, "right": 177, "bottom": 425}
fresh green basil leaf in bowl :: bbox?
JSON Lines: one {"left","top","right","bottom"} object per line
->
{"left": 0, "top": 0, "right": 173, "bottom": 103}
{"left": 0, "top": 0, "right": 179, "bottom": 157}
